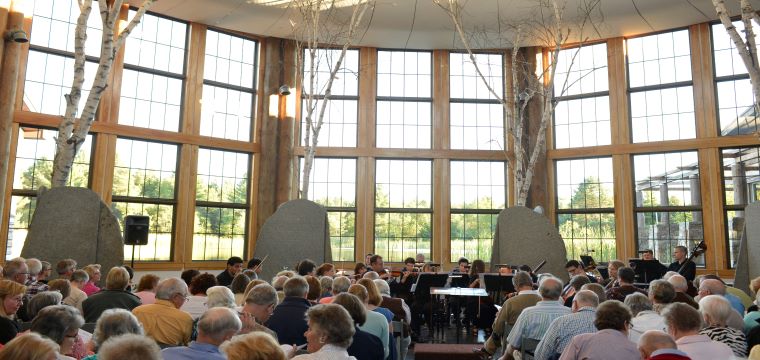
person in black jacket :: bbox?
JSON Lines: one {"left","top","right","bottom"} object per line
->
{"left": 265, "top": 276, "right": 311, "bottom": 346}
{"left": 332, "top": 292, "right": 384, "bottom": 360}
{"left": 81, "top": 267, "right": 141, "bottom": 323}
{"left": 216, "top": 257, "right": 243, "bottom": 287}
{"left": 667, "top": 246, "right": 696, "bottom": 282}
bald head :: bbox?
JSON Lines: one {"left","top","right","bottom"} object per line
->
{"left": 637, "top": 330, "right": 677, "bottom": 359}
{"left": 667, "top": 274, "right": 688, "bottom": 292}
{"left": 538, "top": 277, "right": 563, "bottom": 301}
{"left": 573, "top": 290, "right": 599, "bottom": 308}
{"left": 197, "top": 307, "right": 242, "bottom": 345}
{"left": 699, "top": 279, "right": 726, "bottom": 296}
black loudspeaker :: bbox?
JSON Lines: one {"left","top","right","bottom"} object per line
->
{"left": 124, "top": 215, "right": 150, "bottom": 246}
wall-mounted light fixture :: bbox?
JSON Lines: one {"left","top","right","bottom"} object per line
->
{"left": 278, "top": 85, "right": 291, "bottom": 96}
{"left": 4, "top": 29, "right": 28, "bottom": 43}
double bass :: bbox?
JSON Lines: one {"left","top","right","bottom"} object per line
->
{"left": 680, "top": 240, "right": 707, "bottom": 297}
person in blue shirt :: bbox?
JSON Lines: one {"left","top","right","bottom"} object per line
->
{"left": 162, "top": 307, "right": 242, "bottom": 360}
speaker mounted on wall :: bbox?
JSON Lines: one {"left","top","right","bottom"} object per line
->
{"left": 124, "top": 215, "right": 150, "bottom": 246}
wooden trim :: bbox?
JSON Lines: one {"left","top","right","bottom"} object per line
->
{"left": 358, "top": 47, "right": 377, "bottom": 149}
{"left": 13, "top": 111, "right": 260, "bottom": 153}
{"left": 435, "top": 159, "right": 450, "bottom": 264}
{"left": 699, "top": 148, "right": 727, "bottom": 271}
{"left": 12, "top": 14, "right": 29, "bottom": 112}
{"left": 690, "top": 23, "right": 718, "bottom": 139}
{"left": 0, "top": 123, "right": 18, "bottom": 258}
{"left": 607, "top": 38, "right": 630, "bottom": 145}
{"left": 356, "top": 156, "right": 375, "bottom": 262}
{"left": 90, "top": 134, "right": 116, "bottom": 203}
{"left": 433, "top": 50, "right": 450, "bottom": 151}
{"left": 613, "top": 154, "right": 636, "bottom": 260}
{"left": 548, "top": 135, "right": 760, "bottom": 159}
{"left": 182, "top": 23, "right": 207, "bottom": 135}
{"left": 292, "top": 146, "right": 506, "bottom": 160}
{"left": 176, "top": 144, "right": 198, "bottom": 264}
{"left": 247, "top": 152, "right": 260, "bottom": 259}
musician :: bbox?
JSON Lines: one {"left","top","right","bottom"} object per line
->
{"left": 369, "top": 255, "right": 391, "bottom": 280}
{"left": 668, "top": 246, "right": 696, "bottom": 282}
{"left": 353, "top": 262, "right": 367, "bottom": 280}
{"left": 450, "top": 257, "right": 469, "bottom": 275}
{"left": 603, "top": 260, "right": 626, "bottom": 290}
{"left": 641, "top": 249, "right": 668, "bottom": 279}
{"left": 415, "top": 253, "right": 426, "bottom": 264}
{"left": 564, "top": 260, "right": 597, "bottom": 283}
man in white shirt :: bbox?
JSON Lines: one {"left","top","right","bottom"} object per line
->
{"left": 624, "top": 293, "right": 665, "bottom": 343}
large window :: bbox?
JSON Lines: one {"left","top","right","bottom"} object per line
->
{"left": 119, "top": 12, "right": 187, "bottom": 132}
{"left": 374, "top": 159, "right": 432, "bottom": 262}
{"left": 201, "top": 30, "right": 258, "bottom": 141}
{"left": 376, "top": 51, "right": 432, "bottom": 149}
{"left": 627, "top": 30, "right": 696, "bottom": 143}
{"left": 450, "top": 161, "right": 505, "bottom": 261}
{"left": 555, "top": 157, "right": 615, "bottom": 261}
{"left": 302, "top": 157, "right": 357, "bottom": 261}
{"left": 633, "top": 151, "right": 703, "bottom": 265}
{"left": 712, "top": 22, "right": 759, "bottom": 136}
{"left": 112, "top": 139, "right": 178, "bottom": 261}
{"left": 721, "top": 147, "right": 760, "bottom": 268}
{"left": 7, "top": 128, "right": 92, "bottom": 259}
{"left": 553, "top": 43, "right": 610, "bottom": 149}
{"left": 301, "top": 49, "right": 359, "bottom": 147}
{"left": 193, "top": 148, "right": 249, "bottom": 261}
{"left": 449, "top": 53, "right": 504, "bottom": 150}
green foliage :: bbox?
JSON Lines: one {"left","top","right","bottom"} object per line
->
{"left": 558, "top": 177, "right": 616, "bottom": 262}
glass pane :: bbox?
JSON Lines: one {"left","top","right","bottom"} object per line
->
{"left": 450, "top": 213, "right": 497, "bottom": 262}
{"left": 192, "top": 206, "right": 246, "bottom": 261}
{"left": 6, "top": 196, "right": 36, "bottom": 260}
{"left": 450, "top": 102, "right": 504, "bottom": 150}
{"left": 450, "top": 161, "right": 506, "bottom": 209}
{"left": 375, "top": 159, "right": 432, "bottom": 209}
{"left": 328, "top": 211, "right": 355, "bottom": 262}
{"left": 301, "top": 158, "right": 357, "bottom": 207}
{"left": 633, "top": 152, "right": 700, "bottom": 208}
{"left": 555, "top": 157, "right": 614, "bottom": 210}
{"left": 377, "top": 51, "right": 431, "bottom": 98}
{"left": 301, "top": 99, "right": 358, "bottom": 147}
{"left": 303, "top": 49, "right": 359, "bottom": 96}
{"left": 558, "top": 212, "right": 616, "bottom": 262}
{"left": 721, "top": 147, "right": 760, "bottom": 206}
{"left": 449, "top": 52, "right": 503, "bottom": 100}
{"left": 716, "top": 79, "right": 758, "bottom": 136}
{"left": 630, "top": 86, "right": 695, "bottom": 143}
{"left": 374, "top": 212, "right": 431, "bottom": 262}
{"left": 627, "top": 30, "right": 691, "bottom": 88}
{"left": 118, "top": 69, "right": 183, "bottom": 132}
{"left": 554, "top": 43, "right": 609, "bottom": 96}
{"left": 23, "top": 51, "right": 98, "bottom": 116}
{"left": 13, "top": 128, "right": 92, "bottom": 190}
{"left": 635, "top": 211, "right": 705, "bottom": 266}
{"left": 113, "top": 139, "right": 178, "bottom": 199}
{"left": 376, "top": 101, "right": 431, "bottom": 149}
{"left": 124, "top": 11, "right": 187, "bottom": 74}
{"left": 196, "top": 148, "right": 249, "bottom": 204}
{"left": 204, "top": 30, "right": 258, "bottom": 89}
{"left": 712, "top": 21, "right": 760, "bottom": 77}
{"left": 113, "top": 202, "right": 174, "bottom": 261}
{"left": 30, "top": 0, "right": 103, "bottom": 56}
{"left": 200, "top": 84, "right": 253, "bottom": 141}
{"left": 554, "top": 96, "right": 611, "bottom": 149}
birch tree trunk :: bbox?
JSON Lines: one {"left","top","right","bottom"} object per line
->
{"left": 51, "top": 0, "right": 156, "bottom": 187}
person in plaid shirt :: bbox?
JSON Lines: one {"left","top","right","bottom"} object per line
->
{"left": 24, "top": 258, "right": 49, "bottom": 299}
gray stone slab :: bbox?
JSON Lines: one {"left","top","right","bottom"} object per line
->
{"left": 21, "top": 187, "right": 124, "bottom": 278}
{"left": 254, "top": 199, "right": 331, "bottom": 282}
{"left": 735, "top": 202, "right": 760, "bottom": 294}
{"left": 490, "top": 206, "right": 569, "bottom": 283}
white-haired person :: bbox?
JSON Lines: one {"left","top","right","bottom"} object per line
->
{"left": 0, "top": 332, "right": 60, "bottom": 360}
{"left": 292, "top": 304, "right": 356, "bottom": 360}
{"left": 132, "top": 277, "right": 193, "bottom": 346}
{"left": 82, "top": 308, "right": 144, "bottom": 360}
{"left": 661, "top": 302, "right": 733, "bottom": 360}
{"left": 163, "top": 307, "right": 242, "bottom": 360}
{"left": 221, "top": 332, "right": 286, "bottom": 360}
{"left": 30, "top": 305, "right": 84, "bottom": 360}
{"left": 698, "top": 295, "right": 748, "bottom": 357}
{"left": 96, "top": 334, "right": 161, "bottom": 360}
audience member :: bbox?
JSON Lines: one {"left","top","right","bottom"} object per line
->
{"left": 162, "top": 307, "right": 241, "bottom": 360}
{"left": 0, "top": 280, "right": 25, "bottom": 344}
{"left": 206, "top": 286, "right": 237, "bottom": 309}
{"left": 316, "top": 263, "right": 335, "bottom": 277}
{"left": 265, "top": 276, "right": 311, "bottom": 346}
{"left": 297, "top": 259, "right": 317, "bottom": 277}
{"left": 362, "top": 271, "right": 380, "bottom": 280}
{"left": 746, "top": 292, "right": 760, "bottom": 333}
{"left": 217, "top": 257, "right": 243, "bottom": 287}
{"left": 132, "top": 277, "right": 193, "bottom": 346}
{"left": 231, "top": 273, "right": 251, "bottom": 305}
{"left": 135, "top": 274, "right": 159, "bottom": 305}
{"left": 222, "top": 332, "right": 285, "bottom": 360}
{"left": 27, "top": 291, "right": 63, "bottom": 319}
{"left": 30, "top": 305, "right": 84, "bottom": 360}
{"left": 483, "top": 271, "right": 540, "bottom": 356}
{"left": 81, "top": 264, "right": 102, "bottom": 296}
{"left": 320, "top": 276, "right": 350, "bottom": 304}
{"left": 662, "top": 302, "right": 733, "bottom": 360}
{"left": 332, "top": 293, "right": 383, "bottom": 360}
{"left": 535, "top": 290, "right": 599, "bottom": 359}
{"left": 580, "top": 283, "right": 606, "bottom": 301}
{"left": 559, "top": 300, "right": 639, "bottom": 360}
{"left": 697, "top": 278, "right": 745, "bottom": 331}
{"left": 96, "top": 334, "right": 161, "bottom": 360}
{"left": 666, "top": 274, "right": 699, "bottom": 309}
{"left": 305, "top": 276, "right": 322, "bottom": 305}
{"left": 83, "top": 308, "right": 143, "bottom": 359}
{"left": 82, "top": 267, "right": 141, "bottom": 323}
{"left": 182, "top": 273, "right": 217, "bottom": 319}
{"left": 562, "top": 275, "right": 590, "bottom": 306}
{"left": 698, "top": 295, "right": 747, "bottom": 357}
{"left": 38, "top": 261, "right": 53, "bottom": 284}
{"left": 0, "top": 332, "right": 60, "bottom": 360}
{"left": 47, "top": 279, "right": 71, "bottom": 300}
{"left": 56, "top": 259, "right": 77, "bottom": 280}
{"left": 64, "top": 270, "right": 88, "bottom": 311}
{"left": 348, "top": 284, "right": 389, "bottom": 359}
{"left": 240, "top": 283, "right": 279, "bottom": 338}
{"left": 181, "top": 269, "right": 200, "bottom": 287}
{"left": 649, "top": 280, "right": 676, "bottom": 313}
{"left": 625, "top": 293, "right": 665, "bottom": 342}
{"left": 375, "top": 279, "right": 411, "bottom": 360}
{"left": 504, "top": 276, "right": 571, "bottom": 359}
{"left": 637, "top": 330, "right": 690, "bottom": 360}
{"left": 292, "top": 304, "right": 356, "bottom": 360}
{"left": 605, "top": 267, "right": 647, "bottom": 302}
{"left": 24, "top": 258, "right": 49, "bottom": 300}
{"left": 319, "top": 276, "right": 333, "bottom": 299}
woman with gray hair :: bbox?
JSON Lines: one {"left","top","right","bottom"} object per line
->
{"left": 698, "top": 295, "right": 747, "bottom": 357}
{"left": 31, "top": 305, "right": 85, "bottom": 360}
{"left": 26, "top": 291, "right": 63, "bottom": 320}
{"left": 292, "top": 304, "right": 356, "bottom": 360}
{"left": 82, "top": 308, "right": 143, "bottom": 359}
{"left": 624, "top": 293, "right": 665, "bottom": 343}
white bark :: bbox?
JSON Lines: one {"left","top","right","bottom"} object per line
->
{"left": 713, "top": 0, "right": 760, "bottom": 138}
{"left": 295, "top": 0, "right": 372, "bottom": 199}
{"left": 52, "top": 0, "right": 156, "bottom": 187}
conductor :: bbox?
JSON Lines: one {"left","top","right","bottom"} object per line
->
{"left": 667, "top": 245, "right": 696, "bottom": 281}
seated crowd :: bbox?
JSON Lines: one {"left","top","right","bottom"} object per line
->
{"left": 0, "top": 253, "right": 758, "bottom": 360}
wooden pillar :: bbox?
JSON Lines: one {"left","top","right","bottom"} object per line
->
{"left": 275, "top": 40, "right": 296, "bottom": 206}
{"left": 0, "top": 4, "right": 25, "bottom": 244}
{"left": 354, "top": 47, "right": 376, "bottom": 263}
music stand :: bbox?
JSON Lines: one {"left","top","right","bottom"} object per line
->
{"left": 412, "top": 273, "right": 449, "bottom": 300}
{"left": 482, "top": 273, "right": 515, "bottom": 303}
{"left": 448, "top": 274, "right": 470, "bottom": 288}
{"left": 629, "top": 259, "right": 666, "bottom": 283}
{"left": 580, "top": 255, "right": 595, "bottom": 268}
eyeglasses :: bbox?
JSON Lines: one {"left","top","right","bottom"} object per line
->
{"left": 64, "top": 333, "right": 78, "bottom": 339}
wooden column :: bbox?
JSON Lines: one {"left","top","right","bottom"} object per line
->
{"left": 432, "top": 50, "right": 449, "bottom": 264}
{"left": 354, "top": 47, "right": 377, "bottom": 263}
{"left": 0, "top": 5, "right": 25, "bottom": 249}
{"left": 275, "top": 39, "right": 296, "bottom": 205}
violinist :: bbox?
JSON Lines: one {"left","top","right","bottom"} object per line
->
{"left": 667, "top": 245, "right": 696, "bottom": 282}
{"left": 603, "top": 260, "right": 626, "bottom": 290}
{"left": 353, "top": 262, "right": 367, "bottom": 280}
{"left": 369, "top": 255, "right": 391, "bottom": 280}
{"left": 392, "top": 257, "right": 418, "bottom": 304}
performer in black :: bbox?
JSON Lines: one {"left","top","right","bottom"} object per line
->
{"left": 668, "top": 245, "right": 696, "bottom": 281}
